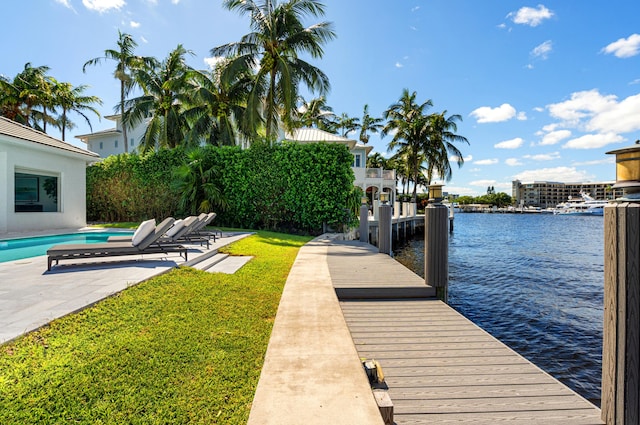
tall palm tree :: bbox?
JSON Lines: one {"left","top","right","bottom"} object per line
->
{"left": 125, "top": 45, "right": 193, "bottom": 152}
{"left": 334, "top": 112, "right": 359, "bottom": 137}
{"left": 183, "top": 62, "right": 251, "bottom": 147}
{"left": 357, "top": 104, "right": 383, "bottom": 145}
{"left": 382, "top": 89, "right": 433, "bottom": 201}
{"left": 295, "top": 96, "right": 334, "bottom": 130}
{"left": 52, "top": 81, "right": 102, "bottom": 141}
{"left": 83, "top": 31, "right": 153, "bottom": 152}
{"left": 422, "top": 111, "right": 468, "bottom": 184}
{"left": 211, "top": 0, "right": 336, "bottom": 141}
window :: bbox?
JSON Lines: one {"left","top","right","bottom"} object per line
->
{"left": 130, "top": 137, "right": 134, "bottom": 147}
{"left": 99, "top": 141, "right": 103, "bottom": 150}
{"left": 115, "top": 140, "right": 118, "bottom": 148}
{"left": 353, "top": 154, "right": 361, "bottom": 168}
{"left": 14, "top": 171, "right": 59, "bottom": 212}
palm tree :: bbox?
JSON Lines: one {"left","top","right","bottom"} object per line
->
{"left": 4, "top": 63, "right": 52, "bottom": 128}
{"left": 357, "top": 104, "right": 383, "bottom": 145}
{"left": 212, "top": 0, "right": 336, "bottom": 141}
{"left": 295, "top": 96, "right": 335, "bottom": 130}
{"left": 334, "top": 112, "right": 359, "bottom": 137}
{"left": 125, "top": 45, "right": 193, "bottom": 152}
{"left": 52, "top": 81, "right": 102, "bottom": 141}
{"left": 422, "top": 111, "right": 468, "bottom": 184}
{"left": 366, "top": 151, "right": 388, "bottom": 169}
{"left": 183, "top": 62, "right": 251, "bottom": 147}
{"left": 172, "top": 149, "right": 227, "bottom": 214}
{"left": 83, "top": 31, "right": 153, "bottom": 152}
{"left": 382, "top": 89, "right": 433, "bottom": 201}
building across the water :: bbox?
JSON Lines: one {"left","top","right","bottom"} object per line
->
{"left": 512, "top": 180, "right": 623, "bottom": 209}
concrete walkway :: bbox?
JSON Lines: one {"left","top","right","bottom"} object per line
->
{"left": 247, "top": 235, "right": 385, "bottom": 425}
{"left": 0, "top": 230, "right": 250, "bottom": 344}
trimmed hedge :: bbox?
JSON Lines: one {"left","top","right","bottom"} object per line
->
{"left": 86, "top": 143, "right": 356, "bottom": 234}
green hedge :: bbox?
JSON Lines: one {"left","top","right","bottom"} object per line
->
{"left": 86, "top": 143, "right": 356, "bottom": 234}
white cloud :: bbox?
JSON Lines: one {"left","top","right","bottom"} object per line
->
{"left": 395, "top": 62, "right": 403, "bottom": 68}
{"left": 540, "top": 129, "right": 571, "bottom": 145}
{"left": 508, "top": 5, "right": 554, "bottom": 27}
{"left": 451, "top": 154, "right": 472, "bottom": 163}
{"left": 602, "top": 34, "right": 640, "bottom": 58}
{"left": 517, "top": 111, "right": 527, "bottom": 120}
{"left": 531, "top": 40, "right": 553, "bottom": 59}
{"left": 513, "top": 166, "right": 593, "bottom": 183}
{"left": 55, "top": 0, "right": 73, "bottom": 8}
{"left": 470, "top": 179, "right": 498, "bottom": 187}
{"left": 588, "top": 93, "right": 640, "bottom": 134}
{"left": 523, "top": 152, "right": 560, "bottom": 161}
{"left": 130, "top": 20, "right": 140, "bottom": 28}
{"left": 506, "top": 158, "right": 523, "bottom": 166}
{"left": 547, "top": 89, "right": 618, "bottom": 125}
{"left": 494, "top": 137, "right": 524, "bottom": 149}
{"left": 204, "top": 56, "right": 225, "bottom": 69}
{"left": 572, "top": 158, "right": 615, "bottom": 166}
{"left": 172, "top": 0, "right": 181, "bottom": 3}
{"left": 411, "top": 6, "right": 420, "bottom": 12}
{"left": 82, "top": 0, "right": 125, "bottom": 13}
{"left": 563, "top": 133, "right": 624, "bottom": 149}
{"left": 470, "top": 103, "right": 517, "bottom": 123}
{"left": 545, "top": 90, "right": 640, "bottom": 141}
{"left": 474, "top": 158, "right": 499, "bottom": 165}
{"left": 140, "top": 35, "right": 148, "bottom": 43}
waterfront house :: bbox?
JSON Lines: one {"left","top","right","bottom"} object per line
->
{"left": 0, "top": 116, "right": 99, "bottom": 234}
{"left": 284, "top": 128, "right": 396, "bottom": 203}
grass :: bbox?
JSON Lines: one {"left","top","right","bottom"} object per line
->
{"left": 0, "top": 231, "right": 312, "bottom": 424}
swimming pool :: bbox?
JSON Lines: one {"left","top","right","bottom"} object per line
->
{"left": 0, "top": 231, "right": 135, "bottom": 263}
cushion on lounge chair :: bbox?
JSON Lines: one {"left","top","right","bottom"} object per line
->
{"left": 166, "top": 219, "right": 184, "bottom": 238}
{"left": 132, "top": 219, "right": 156, "bottom": 246}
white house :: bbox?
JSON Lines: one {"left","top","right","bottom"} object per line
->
{"left": 0, "top": 116, "right": 100, "bottom": 234}
{"left": 75, "top": 114, "right": 149, "bottom": 157}
{"left": 284, "top": 128, "right": 396, "bottom": 202}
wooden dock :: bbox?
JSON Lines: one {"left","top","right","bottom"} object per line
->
{"left": 327, "top": 240, "right": 604, "bottom": 425}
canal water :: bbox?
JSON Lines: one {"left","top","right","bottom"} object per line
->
{"left": 394, "top": 212, "right": 603, "bottom": 406}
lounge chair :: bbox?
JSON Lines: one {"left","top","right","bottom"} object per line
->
{"left": 193, "top": 212, "right": 222, "bottom": 240}
{"left": 107, "top": 215, "right": 211, "bottom": 248}
{"left": 46, "top": 217, "right": 188, "bottom": 271}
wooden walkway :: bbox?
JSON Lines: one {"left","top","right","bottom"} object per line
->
{"left": 327, "top": 240, "right": 604, "bottom": 425}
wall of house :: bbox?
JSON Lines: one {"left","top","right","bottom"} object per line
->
{"left": 85, "top": 117, "right": 149, "bottom": 158}
{"left": 1, "top": 139, "right": 89, "bottom": 234}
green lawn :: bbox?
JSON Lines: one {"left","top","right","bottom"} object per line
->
{"left": 0, "top": 231, "right": 311, "bottom": 424}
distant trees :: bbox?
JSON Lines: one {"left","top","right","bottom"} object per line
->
{"left": 0, "top": 63, "right": 101, "bottom": 140}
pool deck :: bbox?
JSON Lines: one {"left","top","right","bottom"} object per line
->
{"left": 0, "top": 227, "right": 251, "bottom": 345}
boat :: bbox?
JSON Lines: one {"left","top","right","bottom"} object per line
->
{"left": 553, "top": 192, "right": 607, "bottom": 216}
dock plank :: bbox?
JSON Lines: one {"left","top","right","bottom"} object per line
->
{"left": 327, "top": 240, "right": 603, "bottom": 425}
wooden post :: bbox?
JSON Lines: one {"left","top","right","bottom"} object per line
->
{"left": 602, "top": 203, "right": 640, "bottom": 425}
{"left": 378, "top": 203, "right": 392, "bottom": 255}
{"left": 359, "top": 204, "right": 369, "bottom": 244}
{"left": 425, "top": 203, "right": 449, "bottom": 302}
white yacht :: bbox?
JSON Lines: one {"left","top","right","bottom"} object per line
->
{"left": 553, "top": 192, "right": 607, "bottom": 216}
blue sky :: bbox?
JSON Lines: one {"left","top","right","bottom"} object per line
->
{"left": 4, "top": 0, "right": 640, "bottom": 196}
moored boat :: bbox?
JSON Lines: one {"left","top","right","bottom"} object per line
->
{"left": 553, "top": 192, "right": 607, "bottom": 216}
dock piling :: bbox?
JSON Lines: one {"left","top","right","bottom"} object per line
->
{"left": 424, "top": 201, "right": 449, "bottom": 302}
{"left": 602, "top": 202, "right": 640, "bottom": 425}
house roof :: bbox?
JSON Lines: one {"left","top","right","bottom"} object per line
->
{"left": 284, "top": 128, "right": 374, "bottom": 154}
{"left": 0, "top": 116, "right": 99, "bottom": 159}
{"left": 75, "top": 128, "right": 121, "bottom": 140}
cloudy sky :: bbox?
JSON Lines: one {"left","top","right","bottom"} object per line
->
{"left": 4, "top": 0, "right": 640, "bottom": 195}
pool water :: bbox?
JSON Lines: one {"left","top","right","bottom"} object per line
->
{"left": 0, "top": 231, "right": 134, "bottom": 263}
